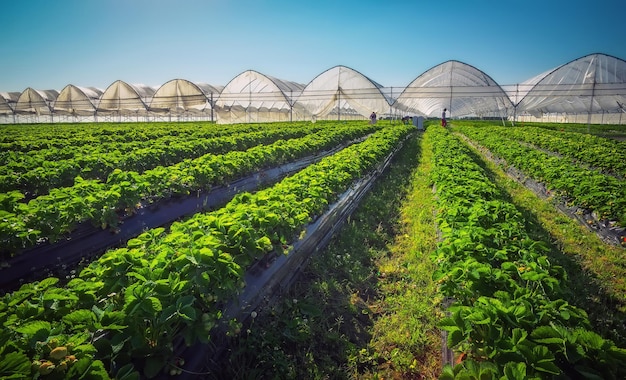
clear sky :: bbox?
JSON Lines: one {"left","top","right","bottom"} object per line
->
{"left": 1, "top": 0, "right": 624, "bottom": 93}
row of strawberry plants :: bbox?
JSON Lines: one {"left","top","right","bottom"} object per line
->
{"left": 0, "top": 122, "right": 264, "bottom": 152}
{"left": 455, "top": 125, "right": 626, "bottom": 228}
{"left": 465, "top": 124, "right": 626, "bottom": 178}
{"left": 0, "top": 122, "right": 378, "bottom": 256}
{"left": 0, "top": 122, "right": 268, "bottom": 170}
{"left": 428, "top": 127, "right": 626, "bottom": 379}
{"left": 0, "top": 122, "right": 330, "bottom": 197}
{"left": 0, "top": 124, "right": 413, "bottom": 379}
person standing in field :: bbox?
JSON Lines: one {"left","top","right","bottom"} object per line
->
{"left": 441, "top": 108, "right": 447, "bottom": 127}
{"left": 370, "top": 111, "right": 377, "bottom": 124}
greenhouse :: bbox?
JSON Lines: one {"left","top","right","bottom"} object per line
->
{"left": 215, "top": 70, "right": 304, "bottom": 124}
{"left": 96, "top": 80, "right": 156, "bottom": 121}
{"left": 0, "top": 53, "right": 625, "bottom": 124}
{"left": 393, "top": 60, "right": 513, "bottom": 120}
{"left": 149, "top": 79, "right": 223, "bottom": 121}
{"left": 0, "top": 93, "right": 14, "bottom": 116}
{"left": 513, "top": 53, "right": 626, "bottom": 124}
{"left": 294, "top": 65, "right": 393, "bottom": 121}
{"left": 13, "top": 87, "right": 59, "bottom": 123}
{"left": 53, "top": 85, "right": 103, "bottom": 118}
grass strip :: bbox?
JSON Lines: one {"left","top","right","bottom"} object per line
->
{"left": 217, "top": 132, "right": 443, "bottom": 379}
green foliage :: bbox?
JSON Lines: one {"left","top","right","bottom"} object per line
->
{"left": 429, "top": 126, "right": 626, "bottom": 379}
{"left": 0, "top": 122, "right": 412, "bottom": 378}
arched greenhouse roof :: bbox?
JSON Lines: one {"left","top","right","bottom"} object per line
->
{"left": 14, "top": 88, "right": 59, "bottom": 115}
{"left": 215, "top": 70, "right": 304, "bottom": 123}
{"left": 150, "top": 79, "right": 220, "bottom": 114}
{"left": 54, "top": 85, "right": 103, "bottom": 115}
{"left": 394, "top": 60, "right": 513, "bottom": 118}
{"left": 295, "top": 65, "right": 391, "bottom": 119}
{"left": 97, "top": 80, "right": 156, "bottom": 114}
{"left": 0, "top": 93, "right": 14, "bottom": 115}
{"left": 515, "top": 53, "right": 626, "bottom": 116}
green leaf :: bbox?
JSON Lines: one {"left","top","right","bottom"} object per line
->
{"left": 503, "top": 362, "right": 526, "bottom": 380}
{"left": 439, "top": 317, "right": 460, "bottom": 332}
{"left": 99, "top": 311, "right": 127, "bottom": 330}
{"left": 439, "top": 364, "right": 456, "bottom": 380}
{"left": 85, "top": 359, "right": 110, "bottom": 380}
{"left": 13, "top": 320, "right": 51, "bottom": 336}
{"left": 530, "top": 326, "right": 564, "bottom": 345}
{"left": 179, "top": 305, "right": 197, "bottom": 321}
{"left": 511, "top": 328, "right": 528, "bottom": 345}
{"left": 147, "top": 297, "right": 162, "bottom": 313}
{"left": 115, "top": 363, "right": 140, "bottom": 380}
{"left": 0, "top": 351, "right": 31, "bottom": 378}
{"left": 62, "top": 309, "right": 96, "bottom": 326}
{"left": 532, "top": 360, "right": 561, "bottom": 375}
{"left": 530, "top": 346, "right": 560, "bottom": 375}
{"left": 467, "top": 311, "right": 490, "bottom": 325}
{"left": 448, "top": 329, "right": 465, "bottom": 347}
{"left": 37, "top": 277, "right": 60, "bottom": 290}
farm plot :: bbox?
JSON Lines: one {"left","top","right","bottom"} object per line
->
{"left": 0, "top": 123, "right": 413, "bottom": 379}
{"left": 215, "top": 123, "right": 626, "bottom": 379}
{"left": 455, "top": 124, "right": 626, "bottom": 241}
{"left": 0, "top": 121, "right": 378, "bottom": 260}
{"left": 429, "top": 126, "right": 626, "bottom": 379}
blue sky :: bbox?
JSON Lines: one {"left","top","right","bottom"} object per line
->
{"left": 1, "top": 0, "right": 624, "bottom": 93}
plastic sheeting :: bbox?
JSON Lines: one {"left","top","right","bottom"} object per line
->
{"left": 295, "top": 65, "right": 391, "bottom": 120}
{"left": 0, "top": 94, "right": 14, "bottom": 115}
{"left": 150, "top": 79, "right": 223, "bottom": 114}
{"left": 53, "top": 85, "right": 102, "bottom": 116}
{"left": 97, "top": 80, "right": 155, "bottom": 114}
{"left": 515, "top": 53, "right": 626, "bottom": 118}
{"left": 216, "top": 70, "right": 304, "bottom": 124}
{"left": 2, "top": 53, "right": 625, "bottom": 123}
{"left": 14, "top": 88, "right": 58, "bottom": 115}
{"left": 394, "top": 60, "right": 513, "bottom": 119}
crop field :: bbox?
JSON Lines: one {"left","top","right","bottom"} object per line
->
{"left": 0, "top": 120, "right": 625, "bottom": 379}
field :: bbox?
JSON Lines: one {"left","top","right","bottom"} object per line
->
{"left": 1, "top": 120, "right": 625, "bottom": 379}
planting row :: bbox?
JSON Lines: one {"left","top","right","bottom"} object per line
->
{"left": 471, "top": 124, "right": 626, "bottom": 178}
{"left": 0, "top": 122, "right": 332, "bottom": 197}
{"left": 0, "top": 122, "right": 378, "bottom": 256}
{"left": 0, "top": 122, "right": 267, "bottom": 152}
{"left": 455, "top": 125, "right": 626, "bottom": 229}
{"left": 0, "top": 124, "right": 414, "bottom": 379}
{"left": 428, "top": 126, "right": 626, "bottom": 379}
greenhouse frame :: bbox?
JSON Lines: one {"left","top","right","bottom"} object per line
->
{"left": 1, "top": 53, "right": 624, "bottom": 124}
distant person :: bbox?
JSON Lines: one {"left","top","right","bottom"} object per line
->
{"left": 402, "top": 115, "right": 410, "bottom": 125}
{"left": 441, "top": 108, "right": 447, "bottom": 127}
{"left": 370, "top": 111, "right": 377, "bottom": 125}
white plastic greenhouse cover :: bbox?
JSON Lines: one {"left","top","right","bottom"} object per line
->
{"left": 0, "top": 94, "right": 13, "bottom": 115}
{"left": 216, "top": 70, "right": 304, "bottom": 124}
{"left": 394, "top": 60, "right": 513, "bottom": 118}
{"left": 14, "top": 88, "right": 59, "bottom": 115}
{"left": 515, "top": 53, "right": 626, "bottom": 117}
{"left": 97, "top": 80, "right": 156, "bottom": 114}
{"left": 150, "top": 79, "right": 223, "bottom": 114}
{"left": 53, "top": 85, "right": 103, "bottom": 115}
{"left": 295, "top": 65, "right": 391, "bottom": 120}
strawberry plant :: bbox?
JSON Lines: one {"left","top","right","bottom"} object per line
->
{"left": 428, "top": 126, "right": 626, "bottom": 379}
